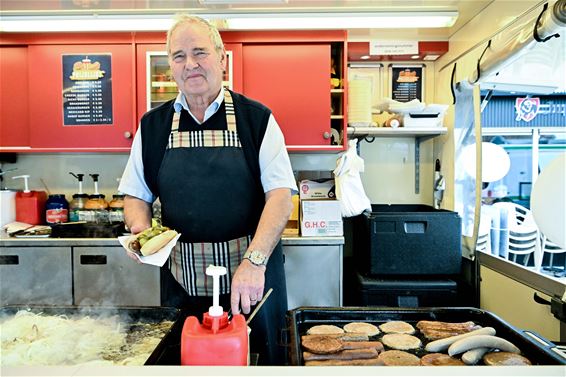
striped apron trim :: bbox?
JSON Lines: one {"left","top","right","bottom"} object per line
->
{"left": 169, "top": 235, "right": 251, "bottom": 296}
{"left": 168, "top": 89, "right": 239, "bottom": 149}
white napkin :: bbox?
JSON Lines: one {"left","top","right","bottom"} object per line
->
{"left": 118, "top": 233, "right": 181, "bottom": 267}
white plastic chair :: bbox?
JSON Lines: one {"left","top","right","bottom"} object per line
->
{"left": 540, "top": 234, "right": 566, "bottom": 277}
{"left": 492, "top": 202, "right": 541, "bottom": 268}
{"left": 476, "top": 211, "right": 492, "bottom": 254}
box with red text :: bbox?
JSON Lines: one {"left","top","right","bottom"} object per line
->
{"left": 300, "top": 200, "right": 343, "bottom": 237}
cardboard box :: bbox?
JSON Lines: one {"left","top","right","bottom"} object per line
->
{"left": 301, "top": 200, "right": 343, "bottom": 237}
{"left": 283, "top": 195, "right": 300, "bottom": 236}
{"left": 299, "top": 179, "right": 336, "bottom": 200}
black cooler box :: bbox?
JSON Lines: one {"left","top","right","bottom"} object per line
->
{"left": 354, "top": 204, "right": 461, "bottom": 276}
{"left": 356, "top": 272, "right": 459, "bottom": 307}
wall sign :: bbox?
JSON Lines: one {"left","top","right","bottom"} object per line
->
{"left": 390, "top": 65, "right": 424, "bottom": 103}
{"left": 62, "top": 54, "right": 113, "bottom": 126}
{"left": 370, "top": 40, "right": 418, "bottom": 56}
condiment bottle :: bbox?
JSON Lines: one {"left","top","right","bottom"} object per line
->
{"left": 45, "top": 194, "right": 69, "bottom": 224}
{"left": 181, "top": 266, "right": 248, "bottom": 366}
{"left": 12, "top": 175, "right": 47, "bottom": 225}
{"left": 69, "top": 193, "right": 89, "bottom": 222}
{"left": 84, "top": 174, "right": 108, "bottom": 223}
{"left": 108, "top": 194, "right": 125, "bottom": 223}
{"left": 69, "top": 172, "right": 89, "bottom": 222}
{"left": 84, "top": 194, "right": 108, "bottom": 223}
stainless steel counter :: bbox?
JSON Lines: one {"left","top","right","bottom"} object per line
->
{"left": 0, "top": 231, "right": 344, "bottom": 247}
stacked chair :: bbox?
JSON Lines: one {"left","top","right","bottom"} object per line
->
{"left": 491, "top": 202, "right": 541, "bottom": 269}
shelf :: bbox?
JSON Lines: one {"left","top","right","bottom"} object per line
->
{"left": 348, "top": 126, "right": 448, "bottom": 195}
{"left": 347, "top": 126, "right": 447, "bottom": 138}
{"left": 151, "top": 81, "right": 177, "bottom": 88}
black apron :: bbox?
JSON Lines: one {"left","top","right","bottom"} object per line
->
{"left": 157, "top": 90, "right": 288, "bottom": 365}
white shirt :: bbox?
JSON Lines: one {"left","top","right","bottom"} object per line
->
{"left": 119, "top": 88, "right": 297, "bottom": 203}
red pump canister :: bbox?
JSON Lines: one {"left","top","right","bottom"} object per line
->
{"left": 181, "top": 312, "right": 248, "bottom": 366}
{"left": 180, "top": 265, "right": 248, "bottom": 366}
{"left": 13, "top": 175, "right": 47, "bottom": 225}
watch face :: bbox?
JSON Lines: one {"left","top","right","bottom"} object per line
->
{"left": 248, "top": 250, "right": 266, "bottom": 265}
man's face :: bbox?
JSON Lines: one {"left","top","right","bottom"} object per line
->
{"left": 168, "top": 23, "right": 226, "bottom": 100}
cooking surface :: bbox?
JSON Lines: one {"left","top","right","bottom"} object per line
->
{"left": 0, "top": 306, "right": 182, "bottom": 366}
{"left": 288, "top": 307, "right": 566, "bottom": 366}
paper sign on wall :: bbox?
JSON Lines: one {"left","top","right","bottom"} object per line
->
{"left": 62, "top": 54, "right": 113, "bottom": 126}
{"left": 370, "top": 40, "right": 418, "bottom": 56}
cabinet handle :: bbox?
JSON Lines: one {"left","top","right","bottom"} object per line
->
{"left": 80, "top": 255, "right": 107, "bottom": 265}
{"left": 0, "top": 255, "right": 19, "bottom": 265}
{"left": 323, "top": 132, "right": 331, "bottom": 139}
{"left": 124, "top": 131, "right": 132, "bottom": 139}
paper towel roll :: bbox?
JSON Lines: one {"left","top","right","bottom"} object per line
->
{"left": 348, "top": 78, "right": 372, "bottom": 125}
{"left": 0, "top": 190, "right": 16, "bottom": 227}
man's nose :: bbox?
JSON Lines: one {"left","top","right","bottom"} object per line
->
{"left": 185, "top": 56, "right": 199, "bottom": 70}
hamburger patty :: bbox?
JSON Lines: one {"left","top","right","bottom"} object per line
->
{"left": 307, "top": 324, "right": 344, "bottom": 335}
{"left": 343, "top": 322, "right": 380, "bottom": 336}
{"left": 379, "top": 320, "right": 416, "bottom": 334}
{"left": 377, "top": 350, "right": 420, "bottom": 366}
{"left": 420, "top": 353, "right": 465, "bottom": 366}
{"left": 483, "top": 351, "right": 532, "bottom": 366}
{"left": 301, "top": 335, "right": 343, "bottom": 354}
{"left": 381, "top": 333, "right": 422, "bottom": 350}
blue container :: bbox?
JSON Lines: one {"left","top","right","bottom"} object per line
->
{"left": 46, "top": 194, "right": 69, "bottom": 224}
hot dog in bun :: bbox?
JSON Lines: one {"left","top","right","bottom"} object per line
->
{"left": 128, "top": 225, "right": 178, "bottom": 256}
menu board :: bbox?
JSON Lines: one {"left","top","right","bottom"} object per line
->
{"left": 390, "top": 65, "right": 423, "bottom": 103}
{"left": 62, "top": 54, "right": 113, "bottom": 126}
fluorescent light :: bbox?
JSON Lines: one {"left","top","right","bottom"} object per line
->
{"left": 423, "top": 54, "right": 441, "bottom": 61}
{"left": 225, "top": 12, "right": 459, "bottom": 30}
{"left": 0, "top": 11, "right": 458, "bottom": 32}
{"left": 199, "top": 0, "right": 288, "bottom": 3}
{"left": 0, "top": 15, "right": 173, "bottom": 32}
{"left": 411, "top": 55, "right": 420, "bottom": 59}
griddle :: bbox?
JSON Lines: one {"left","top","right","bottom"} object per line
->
{"left": 287, "top": 306, "right": 566, "bottom": 366}
{"left": 0, "top": 305, "right": 183, "bottom": 365}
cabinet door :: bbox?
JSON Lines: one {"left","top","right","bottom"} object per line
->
{"left": 28, "top": 44, "right": 135, "bottom": 150}
{"left": 73, "top": 246, "right": 160, "bottom": 306}
{"left": 136, "top": 43, "right": 243, "bottom": 126}
{"left": 0, "top": 247, "right": 73, "bottom": 305}
{"left": 283, "top": 245, "right": 342, "bottom": 310}
{"left": 243, "top": 44, "right": 331, "bottom": 149}
{"left": 0, "top": 47, "right": 29, "bottom": 148}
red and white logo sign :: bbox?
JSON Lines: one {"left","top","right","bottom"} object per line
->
{"left": 515, "top": 97, "right": 540, "bottom": 122}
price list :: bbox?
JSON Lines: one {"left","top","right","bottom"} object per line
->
{"left": 62, "top": 54, "right": 113, "bottom": 126}
{"left": 391, "top": 66, "right": 423, "bottom": 103}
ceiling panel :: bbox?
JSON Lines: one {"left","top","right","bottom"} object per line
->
{"left": 0, "top": 0, "right": 493, "bottom": 39}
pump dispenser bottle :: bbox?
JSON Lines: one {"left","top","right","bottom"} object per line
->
{"left": 69, "top": 172, "right": 89, "bottom": 222}
{"left": 84, "top": 174, "right": 108, "bottom": 223}
{"left": 12, "top": 175, "right": 47, "bottom": 225}
{"left": 181, "top": 265, "right": 248, "bottom": 366}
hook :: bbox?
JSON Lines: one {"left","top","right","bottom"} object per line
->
{"left": 533, "top": 3, "right": 560, "bottom": 43}
{"left": 471, "top": 40, "right": 492, "bottom": 84}
{"left": 450, "top": 62, "right": 457, "bottom": 105}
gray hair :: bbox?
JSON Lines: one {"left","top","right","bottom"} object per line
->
{"left": 166, "top": 14, "right": 225, "bottom": 56}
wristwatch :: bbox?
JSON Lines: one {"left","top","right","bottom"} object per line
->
{"left": 243, "top": 249, "right": 268, "bottom": 267}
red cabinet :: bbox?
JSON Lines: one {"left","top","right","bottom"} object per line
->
{"left": 243, "top": 44, "right": 333, "bottom": 149}
{"left": 27, "top": 44, "right": 135, "bottom": 151}
{"left": 0, "top": 47, "right": 29, "bottom": 148}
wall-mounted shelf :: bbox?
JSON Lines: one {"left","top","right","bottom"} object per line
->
{"left": 347, "top": 126, "right": 448, "bottom": 194}
{"left": 347, "top": 126, "right": 447, "bottom": 138}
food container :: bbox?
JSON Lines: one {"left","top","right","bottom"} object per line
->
{"left": 0, "top": 305, "right": 183, "bottom": 366}
{"left": 287, "top": 306, "right": 566, "bottom": 366}
{"left": 45, "top": 194, "right": 69, "bottom": 224}
{"left": 354, "top": 204, "right": 461, "bottom": 276}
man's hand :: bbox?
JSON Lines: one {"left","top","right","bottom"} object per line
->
{"left": 230, "top": 260, "right": 266, "bottom": 315}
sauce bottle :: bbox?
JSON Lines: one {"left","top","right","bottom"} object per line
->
{"left": 45, "top": 194, "right": 69, "bottom": 224}
{"left": 108, "top": 194, "right": 125, "bottom": 223}
{"left": 69, "top": 172, "right": 89, "bottom": 222}
{"left": 181, "top": 266, "right": 248, "bottom": 366}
